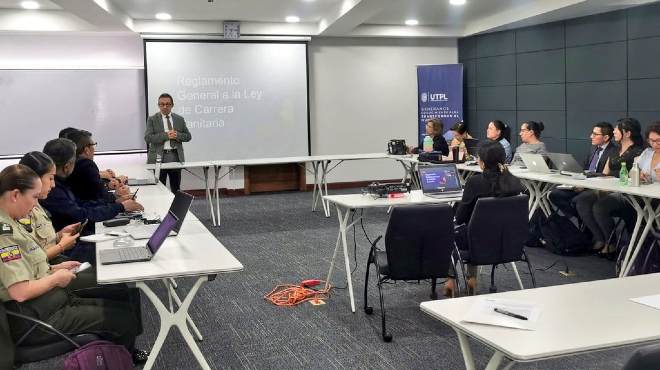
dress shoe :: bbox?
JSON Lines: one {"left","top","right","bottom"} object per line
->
{"left": 132, "top": 349, "right": 150, "bottom": 365}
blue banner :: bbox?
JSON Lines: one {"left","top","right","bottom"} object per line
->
{"left": 417, "top": 64, "right": 463, "bottom": 146}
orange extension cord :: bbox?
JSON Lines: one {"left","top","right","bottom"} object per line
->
{"left": 264, "top": 281, "right": 331, "bottom": 306}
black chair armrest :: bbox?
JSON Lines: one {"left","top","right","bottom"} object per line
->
{"left": 370, "top": 235, "right": 383, "bottom": 252}
{"left": 6, "top": 310, "right": 80, "bottom": 348}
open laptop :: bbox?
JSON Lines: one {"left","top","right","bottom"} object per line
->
{"left": 519, "top": 153, "right": 554, "bottom": 174}
{"left": 418, "top": 164, "right": 463, "bottom": 198}
{"left": 463, "top": 138, "right": 480, "bottom": 158}
{"left": 127, "top": 178, "right": 158, "bottom": 186}
{"left": 99, "top": 211, "right": 178, "bottom": 265}
{"left": 125, "top": 191, "right": 194, "bottom": 239}
{"left": 546, "top": 153, "right": 584, "bottom": 174}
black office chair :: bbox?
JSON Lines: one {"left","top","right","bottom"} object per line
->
{"left": 622, "top": 343, "right": 660, "bottom": 370}
{"left": 364, "top": 204, "right": 458, "bottom": 342}
{"left": 1, "top": 304, "right": 100, "bottom": 365}
{"left": 458, "top": 195, "right": 536, "bottom": 293}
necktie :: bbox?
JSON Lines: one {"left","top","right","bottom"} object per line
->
{"left": 588, "top": 147, "right": 602, "bottom": 172}
{"left": 166, "top": 115, "right": 175, "bottom": 146}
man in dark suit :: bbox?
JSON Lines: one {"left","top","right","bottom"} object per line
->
{"left": 549, "top": 121, "right": 618, "bottom": 218}
{"left": 144, "top": 93, "right": 192, "bottom": 193}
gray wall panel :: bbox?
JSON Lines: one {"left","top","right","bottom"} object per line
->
{"left": 566, "top": 11, "right": 627, "bottom": 47}
{"left": 517, "top": 49, "right": 565, "bottom": 85}
{"left": 566, "top": 81, "right": 627, "bottom": 111}
{"left": 566, "top": 42, "right": 627, "bottom": 82}
{"left": 628, "top": 37, "right": 660, "bottom": 79}
{"left": 466, "top": 87, "right": 476, "bottom": 110}
{"left": 458, "top": 37, "right": 477, "bottom": 61}
{"left": 516, "top": 22, "right": 564, "bottom": 53}
{"left": 477, "top": 31, "right": 515, "bottom": 57}
{"left": 566, "top": 110, "right": 627, "bottom": 139}
{"left": 628, "top": 111, "right": 660, "bottom": 130}
{"left": 629, "top": 78, "right": 660, "bottom": 111}
{"left": 517, "top": 111, "right": 566, "bottom": 138}
{"left": 566, "top": 139, "right": 592, "bottom": 162}
{"left": 463, "top": 59, "right": 477, "bottom": 87}
{"left": 543, "top": 137, "right": 567, "bottom": 153}
{"left": 517, "top": 84, "right": 565, "bottom": 111}
{"left": 628, "top": 2, "right": 660, "bottom": 39}
{"left": 476, "top": 86, "right": 516, "bottom": 110}
{"left": 476, "top": 55, "right": 516, "bottom": 86}
{"left": 476, "top": 110, "right": 516, "bottom": 141}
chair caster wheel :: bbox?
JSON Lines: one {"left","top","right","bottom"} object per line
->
{"left": 383, "top": 333, "right": 393, "bottom": 342}
{"left": 364, "top": 306, "right": 373, "bottom": 315}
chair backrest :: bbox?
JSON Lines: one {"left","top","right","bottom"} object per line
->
{"left": 622, "top": 343, "right": 660, "bottom": 370}
{"left": 0, "top": 304, "right": 15, "bottom": 368}
{"left": 467, "top": 194, "right": 529, "bottom": 265}
{"left": 385, "top": 204, "right": 455, "bottom": 280}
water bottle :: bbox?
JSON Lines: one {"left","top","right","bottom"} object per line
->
{"left": 422, "top": 135, "right": 433, "bottom": 153}
{"left": 154, "top": 153, "right": 162, "bottom": 181}
{"left": 619, "top": 162, "right": 628, "bottom": 186}
{"left": 629, "top": 159, "right": 640, "bottom": 187}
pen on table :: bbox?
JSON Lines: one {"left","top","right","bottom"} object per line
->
{"left": 493, "top": 307, "right": 528, "bottom": 321}
{"left": 131, "top": 188, "right": 139, "bottom": 200}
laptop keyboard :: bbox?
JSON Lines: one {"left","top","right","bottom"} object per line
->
{"left": 100, "top": 247, "right": 151, "bottom": 263}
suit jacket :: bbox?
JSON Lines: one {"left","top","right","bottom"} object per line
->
{"left": 144, "top": 112, "right": 192, "bottom": 164}
{"left": 67, "top": 158, "right": 115, "bottom": 202}
{"left": 583, "top": 142, "right": 619, "bottom": 174}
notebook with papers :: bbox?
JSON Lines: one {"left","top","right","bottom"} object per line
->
{"left": 99, "top": 211, "right": 178, "bottom": 265}
{"left": 418, "top": 164, "right": 463, "bottom": 198}
{"left": 125, "top": 191, "right": 193, "bottom": 240}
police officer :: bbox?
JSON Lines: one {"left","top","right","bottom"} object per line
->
{"left": 0, "top": 164, "right": 146, "bottom": 362}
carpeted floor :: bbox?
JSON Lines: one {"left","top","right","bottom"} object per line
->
{"left": 21, "top": 189, "right": 640, "bottom": 369}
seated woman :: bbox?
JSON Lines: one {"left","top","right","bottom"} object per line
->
{"left": 444, "top": 142, "right": 524, "bottom": 296}
{"left": 0, "top": 164, "right": 146, "bottom": 362}
{"left": 637, "top": 121, "right": 660, "bottom": 184}
{"left": 510, "top": 121, "right": 547, "bottom": 166}
{"left": 408, "top": 118, "right": 449, "bottom": 155}
{"left": 486, "top": 120, "right": 513, "bottom": 163}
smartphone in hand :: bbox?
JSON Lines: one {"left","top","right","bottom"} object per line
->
{"left": 70, "top": 262, "right": 92, "bottom": 274}
{"left": 75, "top": 219, "right": 89, "bottom": 234}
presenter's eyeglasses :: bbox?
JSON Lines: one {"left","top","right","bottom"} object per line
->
{"left": 158, "top": 102, "right": 173, "bottom": 107}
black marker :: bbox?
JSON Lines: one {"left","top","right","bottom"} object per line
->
{"left": 494, "top": 307, "right": 528, "bottom": 321}
{"left": 131, "top": 188, "right": 139, "bottom": 200}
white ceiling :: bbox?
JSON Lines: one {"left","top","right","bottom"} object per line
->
{"left": 0, "top": 0, "right": 657, "bottom": 37}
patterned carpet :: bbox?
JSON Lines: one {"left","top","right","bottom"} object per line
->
{"left": 21, "top": 188, "right": 639, "bottom": 370}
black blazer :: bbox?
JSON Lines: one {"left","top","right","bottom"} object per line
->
{"left": 583, "top": 142, "right": 619, "bottom": 173}
{"left": 413, "top": 135, "right": 449, "bottom": 156}
{"left": 454, "top": 171, "right": 524, "bottom": 225}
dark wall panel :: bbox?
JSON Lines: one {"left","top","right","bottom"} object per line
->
{"left": 628, "top": 111, "right": 660, "bottom": 130}
{"left": 476, "top": 86, "right": 516, "bottom": 110}
{"left": 517, "top": 111, "right": 566, "bottom": 138}
{"left": 565, "top": 11, "right": 626, "bottom": 47}
{"left": 628, "top": 37, "right": 660, "bottom": 79}
{"left": 629, "top": 78, "right": 660, "bottom": 111}
{"left": 463, "top": 59, "right": 477, "bottom": 87}
{"left": 458, "top": 37, "right": 477, "bottom": 61}
{"left": 566, "top": 81, "right": 627, "bottom": 111}
{"left": 477, "top": 31, "right": 515, "bottom": 57}
{"left": 476, "top": 110, "right": 516, "bottom": 140}
{"left": 517, "top": 84, "right": 565, "bottom": 111}
{"left": 476, "top": 55, "right": 516, "bottom": 86}
{"left": 466, "top": 87, "right": 476, "bottom": 110}
{"left": 516, "top": 22, "right": 564, "bottom": 53}
{"left": 566, "top": 110, "right": 627, "bottom": 139}
{"left": 566, "top": 139, "right": 592, "bottom": 162}
{"left": 628, "top": 2, "right": 660, "bottom": 39}
{"left": 566, "top": 42, "right": 627, "bottom": 82}
{"left": 543, "top": 137, "right": 567, "bottom": 153}
{"left": 517, "top": 49, "right": 565, "bottom": 85}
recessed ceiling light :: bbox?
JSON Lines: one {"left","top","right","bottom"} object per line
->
{"left": 20, "top": 1, "right": 40, "bottom": 10}
{"left": 285, "top": 16, "right": 300, "bottom": 23}
{"left": 405, "top": 19, "right": 419, "bottom": 26}
{"left": 155, "top": 12, "right": 172, "bottom": 21}
{"left": 449, "top": 0, "right": 466, "bottom": 5}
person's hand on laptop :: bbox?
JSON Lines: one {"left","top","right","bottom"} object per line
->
{"left": 121, "top": 199, "right": 144, "bottom": 212}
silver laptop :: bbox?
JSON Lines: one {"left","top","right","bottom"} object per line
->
{"left": 546, "top": 153, "right": 584, "bottom": 174}
{"left": 127, "top": 178, "right": 158, "bottom": 186}
{"left": 125, "top": 191, "right": 193, "bottom": 240}
{"left": 418, "top": 164, "right": 463, "bottom": 198}
{"left": 100, "top": 211, "right": 178, "bottom": 265}
{"left": 519, "top": 153, "right": 553, "bottom": 174}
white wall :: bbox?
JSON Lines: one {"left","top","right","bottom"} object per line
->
{"left": 1, "top": 33, "right": 457, "bottom": 190}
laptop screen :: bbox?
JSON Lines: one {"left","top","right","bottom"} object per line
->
{"left": 147, "top": 211, "right": 179, "bottom": 255}
{"left": 418, "top": 164, "right": 462, "bottom": 193}
{"left": 169, "top": 191, "right": 194, "bottom": 233}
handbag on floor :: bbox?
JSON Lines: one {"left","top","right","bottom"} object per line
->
{"left": 541, "top": 212, "right": 591, "bottom": 255}
{"left": 64, "top": 340, "right": 133, "bottom": 370}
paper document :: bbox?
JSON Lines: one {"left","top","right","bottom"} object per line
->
{"left": 631, "top": 294, "right": 660, "bottom": 310}
{"left": 462, "top": 298, "right": 542, "bottom": 330}
{"left": 80, "top": 234, "right": 121, "bottom": 243}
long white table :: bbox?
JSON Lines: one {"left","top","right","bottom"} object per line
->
{"left": 421, "top": 273, "right": 660, "bottom": 370}
{"left": 95, "top": 182, "right": 243, "bottom": 370}
{"left": 323, "top": 190, "right": 461, "bottom": 312}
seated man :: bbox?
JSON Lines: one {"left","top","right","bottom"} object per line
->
{"left": 59, "top": 127, "right": 127, "bottom": 185}
{"left": 548, "top": 122, "right": 618, "bottom": 250}
{"left": 66, "top": 130, "right": 130, "bottom": 203}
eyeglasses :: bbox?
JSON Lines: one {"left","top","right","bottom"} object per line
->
{"left": 649, "top": 138, "right": 660, "bottom": 145}
{"left": 86, "top": 142, "right": 98, "bottom": 148}
{"left": 158, "top": 102, "right": 173, "bottom": 107}
{"left": 519, "top": 128, "right": 530, "bottom": 133}
{"left": 590, "top": 132, "right": 604, "bottom": 136}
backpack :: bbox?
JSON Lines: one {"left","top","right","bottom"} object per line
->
{"left": 526, "top": 209, "right": 546, "bottom": 248}
{"left": 619, "top": 231, "right": 660, "bottom": 276}
{"left": 64, "top": 340, "right": 133, "bottom": 370}
{"left": 540, "top": 212, "right": 591, "bottom": 255}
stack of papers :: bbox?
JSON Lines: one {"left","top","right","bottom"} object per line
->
{"left": 462, "top": 298, "right": 543, "bottom": 330}
{"left": 631, "top": 294, "right": 660, "bottom": 310}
